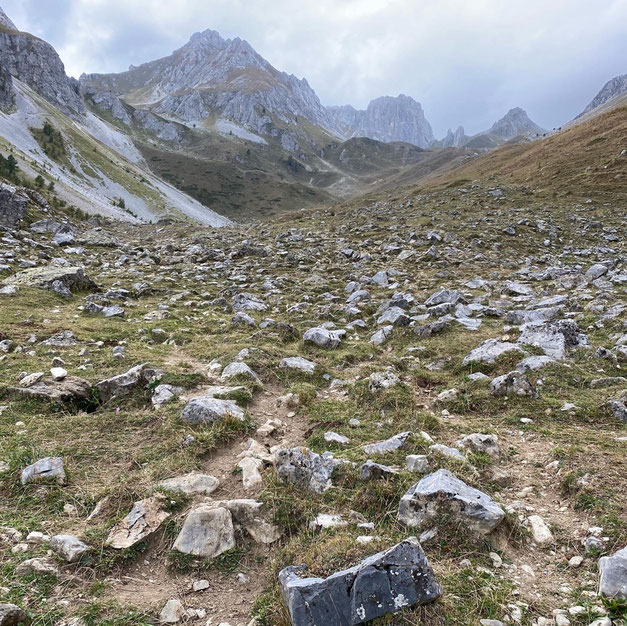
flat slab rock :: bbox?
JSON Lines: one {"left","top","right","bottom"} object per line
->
{"left": 106, "top": 495, "right": 170, "bottom": 549}
{"left": 10, "top": 376, "right": 91, "bottom": 402}
{"left": 2, "top": 265, "right": 96, "bottom": 294}
{"left": 279, "top": 537, "right": 441, "bottom": 625}
{"left": 398, "top": 468, "right": 505, "bottom": 534}
{"left": 180, "top": 396, "right": 245, "bottom": 425}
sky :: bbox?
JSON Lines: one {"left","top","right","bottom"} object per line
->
{"left": 3, "top": 0, "right": 626, "bottom": 137}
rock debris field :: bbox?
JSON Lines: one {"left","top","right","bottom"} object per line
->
{"left": 0, "top": 182, "right": 625, "bottom": 625}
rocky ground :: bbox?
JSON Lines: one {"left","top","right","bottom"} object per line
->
{"left": 0, "top": 181, "right": 625, "bottom": 625}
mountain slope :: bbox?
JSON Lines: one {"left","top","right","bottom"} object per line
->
{"left": 0, "top": 18, "right": 84, "bottom": 117}
{"left": 578, "top": 73, "right": 627, "bottom": 118}
{"left": 327, "top": 94, "right": 434, "bottom": 148}
{"left": 424, "top": 103, "right": 627, "bottom": 200}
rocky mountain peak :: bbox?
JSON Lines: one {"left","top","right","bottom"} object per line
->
{"left": 0, "top": 6, "right": 84, "bottom": 117}
{"left": 328, "top": 94, "right": 434, "bottom": 148}
{"left": 489, "top": 107, "right": 544, "bottom": 139}
{"left": 578, "top": 73, "right": 627, "bottom": 117}
{"left": 0, "top": 5, "right": 17, "bottom": 30}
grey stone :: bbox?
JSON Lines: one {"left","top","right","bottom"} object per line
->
{"left": 15, "top": 557, "right": 59, "bottom": 577}
{"left": 96, "top": 363, "right": 160, "bottom": 404}
{"left": 21, "top": 457, "right": 66, "bottom": 486}
{"left": 598, "top": 546, "right": 627, "bottom": 599}
{"left": 370, "top": 325, "right": 393, "bottom": 345}
{"left": 3, "top": 266, "right": 96, "bottom": 296}
{"left": 158, "top": 473, "right": 220, "bottom": 496}
{"left": 515, "top": 355, "right": 555, "bottom": 372}
{"left": 398, "top": 469, "right": 505, "bottom": 534}
{"left": 274, "top": 447, "right": 338, "bottom": 493}
{"left": 10, "top": 376, "right": 91, "bottom": 402}
{"left": 221, "top": 361, "right": 259, "bottom": 382}
{"left": 518, "top": 319, "right": 588, "bottom": 359}
{"left": 279, "top": 537, "right": 441, "bottom": 626}
{"left": 360, "top": 460, "right": 398, "bottom": 481}
{"left": 226, "top": 499, "right": 281, "bottom": 544}
{"left": 463, "top": 338, "right": 523, "bottom": 365}
{"left": 280, "top": 356, "right": 317, "bottom": 375}
{"left": 151, "top": 384, "right": 182, "bottom": 408}
{"left": 425, "top": 288, "right": 465, "bottom": 306}
{"left": 490, "top": 371, "right": 536, "bottom": 397}
{"left": 608, "top": 396, "right": 627, "bottom": 422}
{"left": 0, "top": 603, "right": 30, "bottom": 626}
{"left": 84, "top": 302, "right": 125, "bottom": 318}
{"left": 173, "top": 505, "right": 235, "bottom": 558}
{"left": 232, "top": 292, "right": 267, "bottom": 312}
{"left": 363, "top": 431, "right": 411, "bottom": 455}
{"left": 377, "top": 306, "right": 410, "bottom": 326}
{"left": 456, "top": 433, "right": 500, "bottom": 457}
{"left": 303, "top": 327, "right": 345, "bottom": 349}
{"left": 180, "top": 396, "right": 245, "bottom": 425}
{"left": 50, "top": 534, "right": 90, "bottom": 562}
{"left": 0, "top": 184, "right": 27, "bottom": 230}
{"left": 106, "top": 495, "right": 170, "bottom": 549}
{"left": 368, "top": 370, "right": 400, "bottom": 391}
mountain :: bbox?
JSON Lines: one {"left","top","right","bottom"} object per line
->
{"left": 578, "top": 73, "right": 627, "bottom": 117}
{"left": 81, "top": 29, "right": 339, "bottom": 145}
{"left": 433, "top": 125, "right": 467, "bottom": 148}
{"left": 327, "top": 95, "right": 434, "bottom": 148}
{"left": 0, "top": 6, "right": 230, "bottom": 225}
{"left": 487, "top": 107, "right": 545, "bottom": 140}
{"left": 0, "top": 14, "right": 84, "bottom": 117}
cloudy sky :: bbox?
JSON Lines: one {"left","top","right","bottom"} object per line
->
{"left": 3, "top": 0, "right": 626, "bottom": 136}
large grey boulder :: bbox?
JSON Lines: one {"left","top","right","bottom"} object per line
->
{"left": 274, "top": 447, "right": 339, "bottom": 493}
{"left": 2, "top": 266, "right": 96, "bottom": 296}
{"left": 0, "top": 183, "right": 27, "bottom": 230}
{"left": 106, "top": 495, "right": 170, "bottom": 549}
{"left": 173, "top": 505, "right": 235, "bottom": 558}
{"left": 598, "top": 546, "right": 627, "bottom": 599}
{"left": 0, "top": 603, "right": 30, "bottom": 626}
{"left": 463, "top": 338, "right": 523, "bottom": 365}
{"left": 608, "top": 395, "right": 627, "bottom": 423}
{"left": 96, "top": 363, "right": 160, "bottom": 404}
{"left": 518, "top": 320, "right": 587, "bottom": 359}
{"left": 303, "top": 327, "right": 345, "bottom": 349}
{"left": 50, "top": 534, "right": 90, "bottom": 562}
{"left": 21, "top": 457, "right": 66, "bottom": 486}
{"left": 232, "top": 292, "right": 267, "bottom": 312}
{"left": 279, "top": 537, "right": 441, "bottom": 625}
{"left": 180, "top": 396, "right": 245, "bottom": 425}
{"left": 280, "top": 356, "right": 317, "bottom": 375}
{"left": 398, "top": 469, "right": 505, "bottom": 534}
{"left": 10, "top": 376, "right": 91, "bottom": 402}
{"left": 489, "top": 371, "right": 536, "bottom": 397}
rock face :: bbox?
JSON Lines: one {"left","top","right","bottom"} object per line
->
{"left": 279, "top": 537, "right": 441, "bottom": 625}
{"left": 0, "top": 60, "right": 14, "bottom": 111}
{"left": 598, "top": 546, "right": 627, "bottom": 599}
{"left": 0, "top": 184, "right": 27, "bottom": 230}
{"left": 579, "top": 74, "right": 627, "bottom": 117}
{"left": 80, "top": 29, "right": 336, "bottom": 138}
{"left": 437, "top": 125, "right": 466, "bottom": 148}
{"left": 328, "top": 94, "right": 434, "bottom": 148}
{"left": 0, "top": 15, "right": 84, "bottom": 117}
{"left": 398, "top": 469, "right": 505, "bottom": 534}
